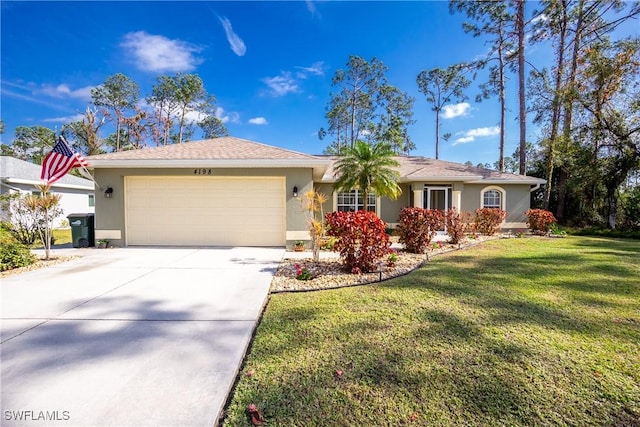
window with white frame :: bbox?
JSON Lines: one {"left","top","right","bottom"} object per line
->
{"left": 481, "top": 187, "right": 505, "bottom": 210}
{"left": 336, "top": 190, "right": 376, "bottom": 212}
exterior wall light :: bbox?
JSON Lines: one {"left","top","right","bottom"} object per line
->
{"left": 104, "top": 187, "right": 113, "bottom": 198}
{"left": 293, "top": 186, "right": 298, "bottom": 197}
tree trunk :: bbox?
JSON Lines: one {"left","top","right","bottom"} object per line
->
{"left": 517, "top": 0, "right": 527, "bottom": 175}
{"left": 435, "top": 109, "right": 440, "bottom": 160}
{"left": 544, "top": 0, "right": 568, "bottom": 210}
{"left": 498, "top": 41, "right": 506, "bottom": 173}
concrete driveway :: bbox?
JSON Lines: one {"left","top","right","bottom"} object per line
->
{"left": 0, "top": 246, "right": 284, "bottom": 427}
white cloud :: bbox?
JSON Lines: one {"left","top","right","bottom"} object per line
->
{"left": 248, "top": 117, "right": 268, "bottom": 125}
{"left": 306, "top": 0, "right": 316, "bottom": 15}
{"left": 218, "top": 16, "right": 246, "bottom": 56}
{"left": 295, "top": 61, "right": 325, "bottom": 78}
{"left": 262, "top": 72, "right": 300, "bottom": 96}
{"left": 43, "top": 113, "right": 86, "bottom": 123}
{"left": 37, "top": 84, "right": 94, "bottom": 101}
{"left": 215, "top": 107, "right": 240, "bottom": 124}
{"left": 442, "top": 102, "right": 470, "bottom": 119}
{"left": 453, "top": 126, "right": 500, "bottom": 145}
{"left": 121, "top": 31, "right": 203, "bottom": 72}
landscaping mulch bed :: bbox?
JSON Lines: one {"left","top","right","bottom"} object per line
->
{"left": 271, "top": 236, "right": 497, "bottom": 292}
{"left": 1, "top": 255, "right": 79, "bottom": 278}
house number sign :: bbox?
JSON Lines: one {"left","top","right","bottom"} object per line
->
{"left": 193, "top": 168, "right": 213, "bottom": 175}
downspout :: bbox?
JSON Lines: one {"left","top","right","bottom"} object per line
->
{"left": 530, "top": 183, "right": 541, "bottom": 193}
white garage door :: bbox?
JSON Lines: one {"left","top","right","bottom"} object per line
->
{"left": 125, "top": 176, "right": 285, "bottom": 246}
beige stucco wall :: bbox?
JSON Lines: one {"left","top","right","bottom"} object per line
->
{"left": 460, "top": 183, "right": 531, "bottom": 223}
{"left": 316, "top": 182, "right": 532, "bottom": 229}
{"left": 93, "top": 167, "right": 313, "bottom": 247}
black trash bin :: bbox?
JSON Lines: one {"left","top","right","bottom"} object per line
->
{"left": 67, "top": 213, "right": 95, "bottom": 248}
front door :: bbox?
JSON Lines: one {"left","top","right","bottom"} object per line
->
{"left": 425, "top": 186, "right": 451, "bottom": 232}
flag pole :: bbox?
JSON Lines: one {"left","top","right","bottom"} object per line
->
{"left": 58, "top": 134, "right": 103, "bottom": 190}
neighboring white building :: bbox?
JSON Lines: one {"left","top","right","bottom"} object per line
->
{"left": 0, "top": 156, "right": 95, "bottom": 228}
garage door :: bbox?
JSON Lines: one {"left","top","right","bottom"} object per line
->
{"left": 125, "top": 176, "right": 285, "bottom": 246}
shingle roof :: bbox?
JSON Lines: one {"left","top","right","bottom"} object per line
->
{"left": 87, "top": 137, "right": 320, "bottom": 161}
{"left": 0, "top": 156, "right": 94, "bottom": 188}
{"left": 319, "top": 155, "right": 544, "bottom": 184}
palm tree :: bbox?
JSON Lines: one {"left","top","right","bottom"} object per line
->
{"left": 334, "top": 140, "right": 402, "bottom": 212}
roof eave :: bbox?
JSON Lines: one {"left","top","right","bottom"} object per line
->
{"left": 466, "top": 178, "right": 547, "bottom": 185}
{"left": 2, "top": 177, "right": 94, "bottom": 191}
{"left": 88, "top": 159, "right": 331, "bottom": 180}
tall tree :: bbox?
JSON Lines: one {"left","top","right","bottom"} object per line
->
{"left": 416, "top": 64, "right": 471, "bottom": 159}
{"left": 451, "top": 0, "right": 514, "bottom": 172}
{"left": 8, "top": 126, "right": 55, "bottom": 164}
{"left": 374, "top": 84, "right": 416, "bottom": 155}
{"left": 91, "top": 73, "right": 139, "bottom": 152}
{"left": 147, "top": 73, "right": 216, "bottom": 144}
{"left": 577, "top": 39, "right": 640, "bottom": 228}
{"left": 333, "top": 140, "right": 401, "bottom": 212}
{"left": 62, "top": 108, "right": 107, "bottom": 156}
{"left": 173, "top": 73, "right": 214, "bottom": 144}
{"left": 516, "top": 0, "right": 527, "bottom": 175}
{"left": 199, "top": 116, "right": 229, "bottom": 139}
{"left": 147, "top": 75, "right": 179, "bottom": 146}
{"left": 321, "top": 56, "right": 388, "bottom": 153}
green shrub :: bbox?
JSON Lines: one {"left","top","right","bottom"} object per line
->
{"left": 473, "top": 208, "right": 507, "bottom": 235}
{"left": 0, "top": 235, "right": 36, "bottom": 271}
{"left": 396, "top": 207, "right": 444, "bottom": 253}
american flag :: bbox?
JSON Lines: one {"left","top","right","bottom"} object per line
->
{"left": 40, "top": 137, "right": 88, "bottom": 185}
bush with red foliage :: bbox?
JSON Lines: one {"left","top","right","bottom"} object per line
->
{"left": 473, "top": 208, "right": 507, "bottom": 235}
{"left": 445, "top": 208, "right": 472, "bottom": 244}
{"left": 396, "top": 207, "right": 444, "bottom": 253}
{"left": 525, "top": 209, "right": 557, "bottom": 233}
{"left": 325, "top": 210, "right": 391, "bottom": 273}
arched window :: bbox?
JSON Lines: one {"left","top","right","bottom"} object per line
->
{"left": 480, "top": 186, "right": 505, "bottom": 210}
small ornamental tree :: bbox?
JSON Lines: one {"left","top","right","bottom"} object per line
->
{"left": 445, "top": 208, "right": 472, "bottom": 245}
{"left": 473, "top": 208, "right": 507, "bottom": 235}
{"left": 396, "top": 207, "right": 444, "bottom": 253}
{"left": 301, "top": 189, "right": 328, "bottom": 262}
{"left": 325, "top": 210, "right": 390, "bottom": 273}
{"left": 525, "top": 209, "right": 557, "bottom": 234}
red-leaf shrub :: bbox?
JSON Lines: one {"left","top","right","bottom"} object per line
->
{"left": 445, "top": 208, "right": 472, "bottom": 244}
{"left": 473, "top": 208, "right": 507, "bottom": 235}
{"left": 396, "top": 207, "right": 444, "bottom": 253}
{"left": 325, "top": 210, "right": 390, "bottom": 273}
{"left": 525, "top": 209, "right": 557, "bottom": 233}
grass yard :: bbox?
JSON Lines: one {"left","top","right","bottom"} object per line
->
{"left": 223, "top": 236, "right": 640, "bottom": 426}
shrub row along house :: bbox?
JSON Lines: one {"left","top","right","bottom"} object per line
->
{"left": 87, "top": 137, "right": 544, "bottom": 248}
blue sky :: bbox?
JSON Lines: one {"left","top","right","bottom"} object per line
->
{"left": 1, "top": 1, "right": 637, "bottom": 165}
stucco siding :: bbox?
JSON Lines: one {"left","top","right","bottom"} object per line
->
{"left": 93, "top": 167, "right": 313, "bottom": 247}
{"left": 461, "top": 183, "right": 531, "bottom": 223}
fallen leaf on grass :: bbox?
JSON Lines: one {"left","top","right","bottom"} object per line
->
{"left": 247, "top": 404, "right": 265, "bottom": 426}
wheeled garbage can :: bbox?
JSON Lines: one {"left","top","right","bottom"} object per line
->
{"left": 67, "top": 213, "right": 95, "bottom": 248}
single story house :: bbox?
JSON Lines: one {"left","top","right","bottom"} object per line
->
{"left": 0, "top": 156, "right": 95, "bottom": 228}
{"left": 87, "top": 137, "right": 545, "bottom": 247}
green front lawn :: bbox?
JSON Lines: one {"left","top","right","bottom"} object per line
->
{"left": 223, "top": 237, "right": 640, "bottom": 426}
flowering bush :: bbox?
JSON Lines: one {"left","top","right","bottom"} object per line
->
{"left": 294, "top": 263, "right": 313, "bottom": 281}
{"left": 325, "top": 210, "right": 390, "bottom": 273}
{"left": 473, "top": 208, "right": 507, "bottom": 235}
{"left": 396, "top": 207, "right": 444, "bottom": 253}
{"left": 525, "top": 209, "right": 557, "bottom": 234}
{"left": 445, "top": 208, "right": 471, "bottom": 244}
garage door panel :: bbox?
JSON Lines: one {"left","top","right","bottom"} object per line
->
{"left": 126, "top": 177, "right": 285, "bottom": 246}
